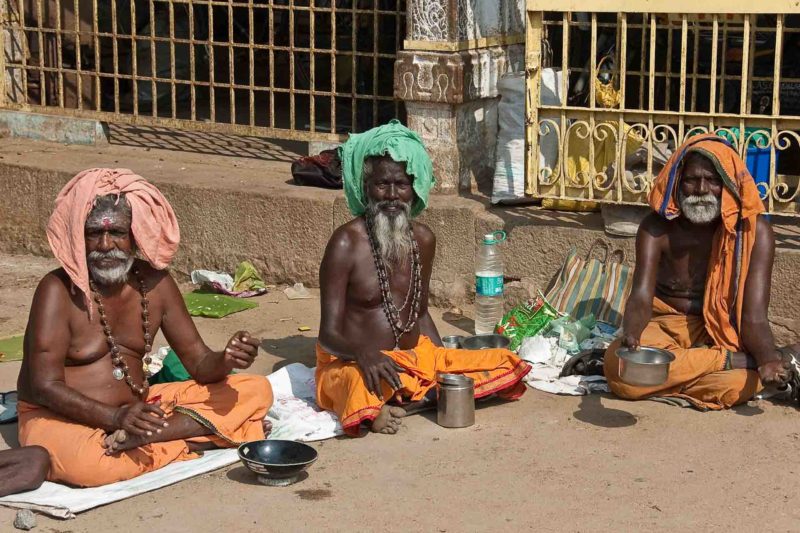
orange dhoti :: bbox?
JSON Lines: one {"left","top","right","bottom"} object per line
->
{"left": 604, "top": 298, "right": 762, "bottom": 410}
{"left": 316, "top": 336, "right": 531, "bottom": 436}
{"left": 18, "top": 374, "right": 273, "bottom": 487}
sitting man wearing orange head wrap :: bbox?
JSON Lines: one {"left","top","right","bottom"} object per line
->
{"left": 604, "top": 135, "right": 799, "bottom": 410}
{"left": 16, "top": 169, "right": 272, "bottom": 487}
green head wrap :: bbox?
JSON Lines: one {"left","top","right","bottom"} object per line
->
{"left": 339, "top": 119, "right": 435, "bottom": 217}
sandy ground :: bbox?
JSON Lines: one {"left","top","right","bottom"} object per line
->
{"left": 0, "top": 252, "right": 799, "bottom": 532}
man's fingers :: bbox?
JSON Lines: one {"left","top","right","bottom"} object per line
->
{"left": 133, "top": 418, "right": 162, "bottom": 434}
{"left": 143, "top": 404, "right": 167, "bottom": 419}
{"left": 370, "top": 368, "right": 384, "bottom": 400}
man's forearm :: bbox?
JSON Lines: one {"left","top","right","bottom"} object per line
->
{"left": 192, "top": 350, "right": 232, "bottom": 384}
{"left": 34, "top": 382, "right": 118, "bottom": 431}
{"left": 317, "top": 329, "right": 361, "bottom": 362}
{"left": 741, "top": 318, "right": 781, "bottom": 366}
{"left": 621, "top": 297, "right": 653, "bottom": 340}
{"left": 419, "top": 311, "right": 442, "bottom": 346}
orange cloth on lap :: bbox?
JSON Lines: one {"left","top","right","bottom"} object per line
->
{"left": 604, "top": 298, "right": 762, "bottom": 410}
{"left": 18, "top": 374, "right": 272, "bottom": 487}
{"left": 316, "top": 336, "right": 531, "bottom": 436}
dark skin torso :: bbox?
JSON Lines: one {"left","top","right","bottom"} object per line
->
{"left": 623, "top": 213, "right": 781, "bottom": 373}
{"left": 18, "top": 262, "right": 169, "bottom": 408}
{"left": 318, "top": 217, "right": 441, "bottom": 358}
{"left": 653, "top": 217, "right": 718, "bottom": 315}
{"left": 18, "top": 258, "right": 254, "bottom": 437}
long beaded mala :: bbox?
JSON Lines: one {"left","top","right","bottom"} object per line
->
{"left": 364, "top": 214, "right": 423, "bottom": 349}
{"left": 90, "top": 268, "right": 151, "bottom": 396}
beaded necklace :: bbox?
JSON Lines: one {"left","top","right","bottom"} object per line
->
{"left": 364, "top": 214, "right": 422, "bottom": 349}
{"left": 90, "top": 268, "right": 151, "bottom": 396}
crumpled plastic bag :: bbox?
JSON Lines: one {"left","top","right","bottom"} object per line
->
{"left": 232, "top": 261, "right": 267, "bottom": 293}
{"left": 190, "top": 261, "right": 267, "bottom": 298}
{"left": 546, "top": 314, "right": 597, "bottom": 354}
{"left": 519, "top": 335, "right": 570, "bottom": 368}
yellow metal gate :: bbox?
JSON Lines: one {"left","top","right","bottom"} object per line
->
{"left": 526, "top": 1, "right": 800, "bottom": 216}
{"left": 0, "top": 0, "right": 406, "bottom": 141}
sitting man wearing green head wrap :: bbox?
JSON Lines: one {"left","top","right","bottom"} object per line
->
{"left": 315, "top": 120, "right": 531, "bottom": 437}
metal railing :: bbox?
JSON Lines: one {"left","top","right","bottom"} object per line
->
{"left": 525, "top": 2, "right": 800, "bottom": 216}
{"left": 1, "top": 0, "right": 406, "bottom": 141}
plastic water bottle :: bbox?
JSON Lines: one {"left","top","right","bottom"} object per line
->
{"left": 475, "top": 231, "right": 506, "bottom": 335}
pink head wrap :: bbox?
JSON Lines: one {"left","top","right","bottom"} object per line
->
{"left": 46, "top": 168, "right": 180, "bottom": 314}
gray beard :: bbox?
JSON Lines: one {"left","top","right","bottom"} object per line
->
{"left": 366, "top": 200, "right": 412, "bottom": 271}
{"left": 87, "top": 250, "right": 135, "bottom": 286}
{"left": 678, "top": 191, "right": 721, "bottom": 224}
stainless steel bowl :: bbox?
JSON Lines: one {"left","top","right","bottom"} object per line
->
{"left": 460, "top": 334, "right": 511, "bottom": 350}
{"left": 616, "top": 346, "right": 676, "bottom": 386}
{"left": 441, "top": 335, "right": 464, "bottom": 349}
{"left": 237, "top": 439, "right": 318, "bottom": 486}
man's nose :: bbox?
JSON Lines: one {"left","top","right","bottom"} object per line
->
{"left": 697, "top": 178, "right": 710, "bottom": 195}
{"left": 386, "top": 183, "right": 399, "bottom": 199}
{"left": 98, "top": 232, "right": 114, "bottom": 251}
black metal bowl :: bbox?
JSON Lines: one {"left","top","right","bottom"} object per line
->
{"left": 237, "top": 439, "right": 318, "bottom": 486}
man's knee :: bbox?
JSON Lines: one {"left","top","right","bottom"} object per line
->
{"left": 226, "top": 374, "right": 273, "bottom": 408}
{"left": 4, "top": 446, "right": 51, "bottom": 493}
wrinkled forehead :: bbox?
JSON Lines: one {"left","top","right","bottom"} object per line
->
{"left": 85, "top": 194, "right": 132, "bottom": 230}
{"left": 365, "top": 155, "right": 412, "bottom": 182}
{"left": 680, "top": 150, "right": 722, "bottom": 180}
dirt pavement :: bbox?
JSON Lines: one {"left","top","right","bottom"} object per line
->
{"left": 0, "top": 252, "right": 798, "bottom": 532}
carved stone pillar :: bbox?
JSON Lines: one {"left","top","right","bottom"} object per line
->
{"left": 395, "top": 0, "right": 525, "bottom": 194}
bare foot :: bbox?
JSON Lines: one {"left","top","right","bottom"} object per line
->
{"left": 102, "top": 429, "right": 148, "bottom": 455}
{"left": 369, "top": 405, "right": 406, "bottom": 435}
{"left": 263, "top": 419, "right": 273, "bottom": 438}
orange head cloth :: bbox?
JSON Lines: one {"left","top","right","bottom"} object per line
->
{"left": 648, "top": 134, "right": 765, "bottom": 351}
{"left": 46, "top": 168, "right": 180, "bottom": 315}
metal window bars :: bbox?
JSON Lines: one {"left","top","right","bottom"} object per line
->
{"left": 0, "top": 0, "right": 406, "bottom": 141}
{"left": 526, "top": 2, "right": 800, "bottom": 216}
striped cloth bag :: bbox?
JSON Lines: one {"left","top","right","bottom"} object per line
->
{"left": 544, "top": 240, "right": 633, "bottom": 327}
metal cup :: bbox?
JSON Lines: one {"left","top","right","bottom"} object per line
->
{"left": 441, "top": 335, "right": 463, "bottom": 349}
{"left": 436, "top": 373, "right": 475, "bottom": 428}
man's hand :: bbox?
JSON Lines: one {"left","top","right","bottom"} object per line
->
{"left": 356, "top": 351, "right": 404, "bottom": 400}
{"left": 759, "top": 358, "right": 791, "bottom": 385}
{"left": 621, "top": 333, "right": 641, "bottom": 351}
{"left": 223, "top": 331, "right": 261, "bottom": 370}
{"left": 112, "top": 401, "right": 168, "bottom": 436}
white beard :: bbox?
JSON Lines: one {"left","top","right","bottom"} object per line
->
{"left": 366, "top": 201, "right": 412, "bottom": 271}
{"left": 87, "top": 250, "right": 135, "bottom": 285}
{"left": 679, "top": 191, "right": 721, "bottom": 224}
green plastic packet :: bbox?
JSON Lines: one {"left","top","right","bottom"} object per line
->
{"left": 232, "top": 261, "right": 267, "bottom": 293}
{"left": 495, "top": 295, "right": 560, "bottom": 352}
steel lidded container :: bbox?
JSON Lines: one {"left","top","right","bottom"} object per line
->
{"left": 436, "top": 373, "right": 475, "bottom": 428}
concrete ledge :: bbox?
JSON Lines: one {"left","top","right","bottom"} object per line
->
{"left": 1, "top": 137, "right": 798, "bottom": 343}
{"left": 0, "top": 110, "right": 108, "bottom": 145}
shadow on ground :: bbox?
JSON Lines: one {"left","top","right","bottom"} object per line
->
{"left": 0, "top": 423, "right": 19, "bottom": 448}
{"left": 261, "top": 335, "right": 318, "bottom": 371}
{"left": 572, "top": 394, "right": 638, "bottom": 428}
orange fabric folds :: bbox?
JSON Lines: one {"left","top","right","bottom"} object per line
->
{"left": 647, "top": 134, "right": 765, "bottom": 352}
{"left": 315, "top": 336, "right": 531, "bottom": 436}
{"left": 604, "top": 298, "right": 762, "bottom": 410}
{"left": 18, "top": 375, "right": 272, "bottom": 487}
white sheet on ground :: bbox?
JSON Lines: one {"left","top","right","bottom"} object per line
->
{"left": 0, "top": 364, "right": 341, "bottom": 518}
{"left": 0, "top": 449, "right": 239, "bottom": 519}
{"left": 266, "top": 363, "right": 342, "bottom": 442}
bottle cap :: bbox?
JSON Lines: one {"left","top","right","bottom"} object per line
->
{"left": 483, "top": 230, "right": 507, "bottom": 245}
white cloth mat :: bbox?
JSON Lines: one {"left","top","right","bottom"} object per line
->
{"left": 0, "top": 449, "right": 238, "bottom": 519}
{"left": 0, "top": 364, "right": 340, "bottom": 518}
{"left": 266, "top": 363, "right": 342, "bottom": 441}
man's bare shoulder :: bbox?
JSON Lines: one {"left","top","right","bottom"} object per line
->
{"left": 638, "top": 211, "right": 669, "bottom": 239}
{"left": 412, "top": 221, "right": 435, "bottom": 246}
{"left": 31, "top": 269, "right": 77, "bottom": 313}
{"left": 755, "top": 214, "right": 775, "bottom": 245}
{"left": 328, "top": 218, "right": 367, "bottom": 251}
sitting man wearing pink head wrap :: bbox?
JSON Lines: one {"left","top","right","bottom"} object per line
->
{"left": 16, "top": 169, "right": 273, "bottom": 487}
